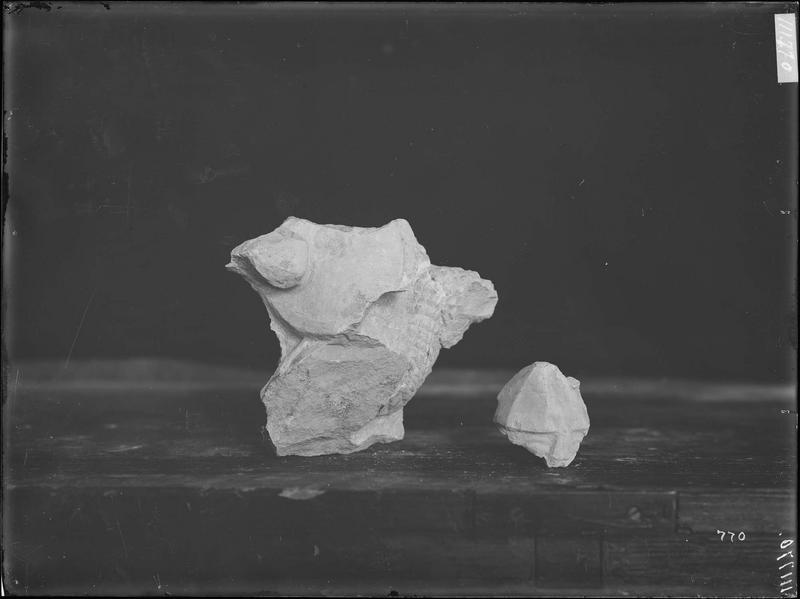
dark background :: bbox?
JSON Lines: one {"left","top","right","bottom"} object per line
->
{"left": 3, "top": 2, "right": 797, "bottom": 382}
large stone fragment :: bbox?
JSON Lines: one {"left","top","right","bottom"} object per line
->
{"left": 494, "top": 362, "right": 590, "bottom": 467}
{"left": 227, "top": 217, "right": 497, "bottom": 456}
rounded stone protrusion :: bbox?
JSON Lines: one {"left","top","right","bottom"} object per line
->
{"left": 229, "top": 228, "right": 308, "bottom": 289}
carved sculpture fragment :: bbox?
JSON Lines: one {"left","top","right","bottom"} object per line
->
{"left": 228, "top": 217, "right": 497, "bottom": 456}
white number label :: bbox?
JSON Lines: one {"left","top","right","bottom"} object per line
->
{"left": 716, "top": 529, "right": 746, "bottom": 542}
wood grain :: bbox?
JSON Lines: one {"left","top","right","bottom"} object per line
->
{"left": 2, "top": 364, "right": 796, "bottom": 595}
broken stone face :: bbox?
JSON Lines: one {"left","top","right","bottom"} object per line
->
{"left": 227, "top": 217, "right": 498, "bottom": 456}
{"left": 494, "top": 362, "right": 590, "bottom": 467}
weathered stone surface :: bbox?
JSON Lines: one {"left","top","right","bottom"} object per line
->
{"left": 227, "top": 217, "right": 497, "bottom": 456}
{"left": 494, "top": 362, "right": 590, "bottom": 467}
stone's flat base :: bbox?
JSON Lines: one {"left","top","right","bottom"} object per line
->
{"left": 275, "top": 410, "right": 406, "bottom": 457}
{"left": 497, "top": 425, "right": 589, "bottom": 468}
{"left": 348, "top": 409, "right": 405, "bottom": 449}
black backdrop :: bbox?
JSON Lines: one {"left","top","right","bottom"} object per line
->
{"left": 4, "top": 3, "right": 797, "bottom": 382}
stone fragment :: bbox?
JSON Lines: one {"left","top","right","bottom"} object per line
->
{"left": 227, "top": 217, "right": 497, "bottom": 456}
{"left": 494, "top": 362, "right": 590, "bottom": 467}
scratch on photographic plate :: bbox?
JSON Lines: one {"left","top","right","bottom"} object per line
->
{"left": 115, "top": 519, "right": 128, "bottom": 560}
{"left": 65, "top": 287, "right": 97, "bottom": 369}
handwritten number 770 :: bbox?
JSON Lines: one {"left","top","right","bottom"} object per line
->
{"left": 717, "top": 530, "right": 746, "bottom": 542}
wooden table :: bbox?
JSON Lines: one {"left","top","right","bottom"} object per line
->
{"left": 3, "top": 362, "right": 797, "bottom": 596}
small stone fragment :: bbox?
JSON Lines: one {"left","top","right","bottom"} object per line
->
{"left": 494, "top": 362, "right": 590, "bottom": 467}
{"left": 228, "top": 217, "right": 497, "bottom": 456}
